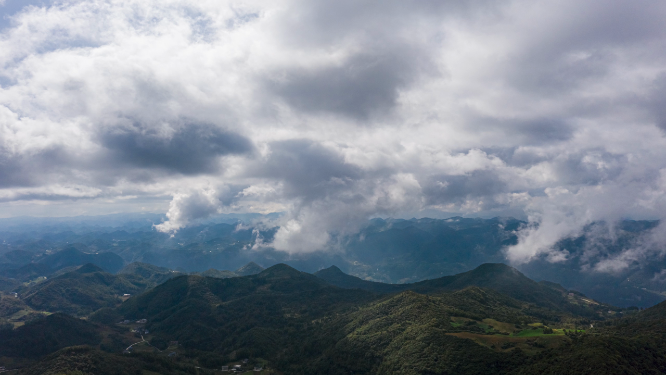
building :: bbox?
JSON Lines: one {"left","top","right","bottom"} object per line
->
{"left": 254, "top": 366, "right": 263, "bottom": 371}
{"left": 221, "top": 366, "right": 229, "bottom": 371}
{"left": 136, "top": 319, "right": 147, "bottom": 324}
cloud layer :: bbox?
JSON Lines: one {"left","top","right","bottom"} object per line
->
{"left": 2, "top": 0, "right": 666, "bottom": 261}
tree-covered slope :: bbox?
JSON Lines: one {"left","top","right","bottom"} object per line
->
{"left": 20, "top": 264, "right": 147, "bottom": 316}
{"left": 116, "top": 264, "right": 376, "bottom": 356}
{"left": 314, "top": 265, "right": 403, "bottom": 293}
{"left": 37, "top": 247, "right": 125, "bottom": 273}
{"left": 297, "top": 290, "right": 524, "bottom": 375}
{"left": 19, "top": 345, "right": 214, "bottom": 375}
{"left": 0, "top": 262, "right": 663, "bottom": 374}
{"left": 0, "top": 313, "right": 102, "bottom": 358}
{"left": 317, "top": 263, "right": 610, "bottom": 319}
{"left": 118, "top": 262, "right": 183, "bottom": 287}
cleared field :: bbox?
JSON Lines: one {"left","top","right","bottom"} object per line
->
{"left": 446, "top": 332, "right": 569, "bottom": 353}
{"left": 482, "top": 318, "right": 516, "bottom": 333}
{"left": 513, "top": 328, "right": 564, "bottom": 337}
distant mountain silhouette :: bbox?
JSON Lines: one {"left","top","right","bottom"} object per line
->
{"left": 195, "top": 268, "right": 238, "bottom": 279}
{"left": 37, "top": 247, "right": 124, "bottom": 273}
{"left": 0, "top": 263, "right": 53, "bottom": 282}
{"left": 317, "top": 263, "right": 607, "bottom": 317}
{"left": 119, "top": 262, "right": 183, "bottom": 286}
{"left": 235, "top": 261, "right": 265, "bottom": 276}
{"left": 315, "top": 265, "right": 404, "bottom": 293}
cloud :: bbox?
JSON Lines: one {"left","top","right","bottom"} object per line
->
{"left": 99, "top": 120, "right": 254, "bottom": 174}
{"left": 266, "top": 48, "right": 427, "bottom": 120}
{"left": 268, "top": 172, "right": 423, "bottom": 253}
{"left": 155, "top": 184, "right": 247, "bottom": 233}
{"left": 250, "top": 139, "right": 361, "bottom": 201}
{"left": 1, "top": 0, "right": 666, "bottom": 258}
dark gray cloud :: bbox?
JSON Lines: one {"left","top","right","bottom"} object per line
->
{"left": 502, "top": 2, "right": 666, "bottom": 97}
{"left": 468, "top": 115, "right": 574, "bottom": 145}
{"left": 265, "top": 0, "right": 497, "bottom": 119}
{"left": 647, "top": 74, "right": 666, "bottom": 131}
{"left": 0, "top": 146, "right": 70, "bottom": 188}
{"left": 551, "top": 151, "right": 627, "bottom": 186}
{"left": 252, "top": 139, "right": 361, "bottom": 201}
{"left": 99, "top": 121, "right": 254, "bottom": 174}
{"left": 481, "top": 147, "right": 548, "bottom": 168}
{"left": 422, "top": 170, "right": 506, "bottom": 207}
{"left": 276, "top": 0, "right": 499, "bottom": 47}
{"left": 266, "top": 49, "right": 425, "bottom": 119}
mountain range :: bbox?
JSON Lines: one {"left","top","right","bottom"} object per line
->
{"left": 1, "top": 215, "right": 663, "bottom": 308}
{"left": 0, "top": 262, "right": 662, "bottom": 374}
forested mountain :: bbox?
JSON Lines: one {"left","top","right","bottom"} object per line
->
{"left": 117, "top": 262, "right": 184, "bottom": 287}
{"left": 18, "top": 264, "right": 148, "bottom": 316}
{"left": 0, "top": 262, "right": 660, "bottom": 373}
{"left": 0, "top": 263, "right": 657, "bottom": 374}
{"left": 316, "top": 263, "right": 610, "bottom": 319}
{"left": 1, "top": 215, "right": 664, "bottom": 308}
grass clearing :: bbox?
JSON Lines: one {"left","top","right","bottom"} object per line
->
{"left": 512, "top": 327, "right": 569, "bottom": 337}
{"left": 446, "top": 332, "right": 569, "bottom": 354}
{"left": 482, "top": 318, "right": 516, "bottom": 334}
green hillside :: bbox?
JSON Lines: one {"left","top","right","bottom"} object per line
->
{"left": 117, "top": 264, "right": 375, "bottom": 357}
{"left": 0, "top": 313, "right": 102, "bottom": 358}
{"left": 317, "top": 263, "right": 611, "bottom": 319}
{"left": 118, "top": 262, "right": 184, "bottom": 287}
{"left": 105, "top": 264, "right": 621, "bottom": 374}
{"left": 19, "top": 264, "right": 147, "bottom": 316}
{"left": 0, "top": 263, "right": 663, "bottom": 374}
{"left": 21, "top": 345, "right": 216, "bottom": 375}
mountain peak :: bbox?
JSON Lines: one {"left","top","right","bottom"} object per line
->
{"left": 256, "top": 263, "right": 303, "bottom": 279}
{"left": 235, "top": 262, "right": 265, "bottom": 276}
{"left": 314, "top": 265, "right": 344, "bottom": 277}
{"left": 470, "top": 263, "right": 518, "bottom": 273}
{"left": 75, "top": 263, "right": 105, "bottom": 274}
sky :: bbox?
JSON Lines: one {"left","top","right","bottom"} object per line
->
{"left": 1, "top": 0, "right": 666, "bottom": 260}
